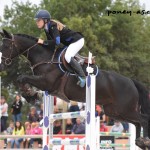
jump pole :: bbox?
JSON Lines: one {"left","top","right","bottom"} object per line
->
{"left": 85, "top": 51, "right": 97, "bottom": 150}
{"left": 43, "top": 91, "right": 54, "bottom": 150}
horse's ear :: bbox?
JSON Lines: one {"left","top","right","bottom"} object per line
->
{"left": 2, "top": 29, "right": 12, "bottom": 39}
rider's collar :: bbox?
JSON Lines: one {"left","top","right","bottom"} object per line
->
{"left": 44, "top": 22, "right": 51, "bottom": 31}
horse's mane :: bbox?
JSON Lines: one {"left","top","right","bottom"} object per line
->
{"left": 15, "top": 34, "right": 37, "bottom": 41}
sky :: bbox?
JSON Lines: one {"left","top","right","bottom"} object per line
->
{"left": 0, "top": 0, "right": 150, "bottom": 18}
{"left": 139, "top": 0, "right": 150, "bottom": 9}
{"left": 0, "top": 0, "right": 41, "bottom": 17}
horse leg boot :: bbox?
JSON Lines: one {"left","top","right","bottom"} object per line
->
{"left": 69, "top": 57, "right": 86, "bottom": 87}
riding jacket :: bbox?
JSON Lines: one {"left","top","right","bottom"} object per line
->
{"left": 43, "top": 20, "right": 83, "bottom": 46}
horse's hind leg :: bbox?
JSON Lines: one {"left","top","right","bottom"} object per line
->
{"left": 134, "top": 122, "right": 146, "bottom": 149}
{"left": 134, "top": 122, "right": 141, "bottom": 139}
{"left": 131, "top": 113, "right": 150, "bottom": 149}
{"left": 148, "top": 119, "right": 150, "bottom": 139}
{"left": 120, "top": 118, "right": 145, "bottom": 149}
{"left": 121, "top": 112, "right": 149, "bottom": 149}
{"left": 149, "top": 121, "right": 150, "bottom": 138}
{"left": 140, "top": 114, "right": 150, "bottom": 149}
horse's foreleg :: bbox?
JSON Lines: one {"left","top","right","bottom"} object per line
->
{"left": 17, "top": 74, "right": 50, "bottom": 91}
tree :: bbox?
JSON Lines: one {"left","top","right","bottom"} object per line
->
{"left": 107, "top": 0, "right": 150, "bottom": 86}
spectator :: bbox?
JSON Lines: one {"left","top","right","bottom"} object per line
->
{"left": 38, "top": 103, "right": 43, "bottom": 121}
{"left": 11, "top": 94, "right": 22, "bottom": 123}
{"left": 28, "top": 106, "right": 39, "bottom": 123}
{"left": 122, "top": 122, "right": 129, "bottom": 133}
{"left": 95, "top": 105, "right": 106, "bottom": 122}
{"left": 110, "top": 121, "right": 124, "bottom": 133}
{"left": 30, "top": 122, "right": 42, "bottom": 148}
{"left": 100, "top": 121, "right": 108, "bottom": 132}
{"left": 107, "top": 118, "right": 114, "bottom": 126}
{"left": 10, "top": 121, "right": 25, "bottom": 148}
{"left": 3, "top": 121, "right": 14, "bottom": 149}
{"left": 54, "top": 105, "right": 60, "bottom": 114}
{"left": 72, "top": 118, "right": 85, "bottom": 134}
{"left": 54, "top": 96, "right": 57, "bottom": 105}
{"left": 69, "top": 101, "right": 80, "bottom": 125}
{"left": 65, "top": 119, "right": 73, "bottom": 134}
{"left": 23, "top": 122, "right": 32, "bottom": 148}
{"left": 53, "top": 120, "right": 62, "bottom": 134}
{"left": 0, "top": 96, "right": 8, "bottom": 132}
{"left": 79, "top": 103, "right": 85, "bottom": 111}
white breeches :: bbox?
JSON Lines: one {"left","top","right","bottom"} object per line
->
{"left": 65, "top": 38, "right": 84, "bottom": 63}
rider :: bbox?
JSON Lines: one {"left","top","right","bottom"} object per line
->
{"left": 34, "top": 9, "right": 86, "bottom": 87}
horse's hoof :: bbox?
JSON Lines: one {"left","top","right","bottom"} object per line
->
{"left": 136, "top": 137, "right": 146, "bottom": 149}
{"left": 143, "top": 137, "right": 150, "bottom": 148}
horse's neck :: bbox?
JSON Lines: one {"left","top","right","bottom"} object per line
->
{"left": 16, "top": 36, "right": 63, "bottom": 77}
{"left": 27, "top": 46, "right": 51, "bottom": 65}
{"left": 16, "top": 37, "right": 52, "bottom": 65}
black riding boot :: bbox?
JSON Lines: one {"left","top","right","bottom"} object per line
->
{"left": 70, "top": 57, "right": 86, "bottom": 87}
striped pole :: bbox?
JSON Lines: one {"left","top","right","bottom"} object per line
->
{"left": 100, "top": 132, "right": 131, "bottom": 136}
{"left": 49, "top": 138, "right": 85, "bottom": 145}
{"left": 43, "top": 91, "right": 53, "bottom": 150}
{"left": 86, "top": 74, "right": 96, "bottom": 150}
{"left": 50, "top": 111, "right": 85, "bottom": 120}
{"left": 96, "top": 116, "right": 100, "bottom": 149}
{"left": 86, "top": 51, "right": 97, "bottom": 150}
{"left": 49, "top": 96, "right": 54, "bottom": 150}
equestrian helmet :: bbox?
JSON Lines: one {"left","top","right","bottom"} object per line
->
{"left": 35, "top": 10, "right": 51, "bottom": 20}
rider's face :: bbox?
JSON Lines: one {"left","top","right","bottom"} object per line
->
{"left": 36, "top": 19, "right": 44, "bottom": 29}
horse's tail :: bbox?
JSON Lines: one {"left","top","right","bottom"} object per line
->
{"left": 132, "top": 79, "right": 150, "bottom": 115}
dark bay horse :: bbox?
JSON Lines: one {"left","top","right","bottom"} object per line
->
{"left": 0, "top": 30, "right": 150, "bottom": 149}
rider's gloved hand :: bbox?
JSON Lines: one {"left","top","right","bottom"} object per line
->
{"left": 37, "top": 39, "right": 44, "bottom": 44}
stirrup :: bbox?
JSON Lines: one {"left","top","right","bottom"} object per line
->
{"left": 77, "top": 76, "right": 86, "bottom": 88}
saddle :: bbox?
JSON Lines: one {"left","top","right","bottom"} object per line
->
{"left": 61, "top": 50, "right": 96, "bottom": 73}
{"left": 51, "top": 48, "right": 97, "bottom": 102}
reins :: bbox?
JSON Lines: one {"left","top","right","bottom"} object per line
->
{"left": 1, "top": 35, "right": 62, "bottom": 70}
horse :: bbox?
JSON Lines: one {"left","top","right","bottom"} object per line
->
{"left": 0, "top": 29, "right": 150, "bottom": 149}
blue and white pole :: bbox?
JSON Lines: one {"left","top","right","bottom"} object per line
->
{"left": 43, "top": 91, "right": 54, "bottom": 150}
{"left": 86, "top": 52, "right": 97, "bottom": 150}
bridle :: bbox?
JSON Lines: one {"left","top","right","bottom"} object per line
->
{"left": 1, "top": 34, "right": 62, "bottom": 71}
{"left": 1, "top": 37, "right": 18, "bottom": 65}
{"left": 1, "top": 35, "right": 38, "bottom": 66}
